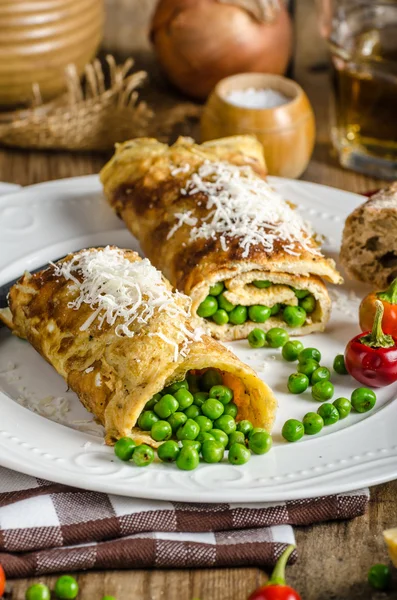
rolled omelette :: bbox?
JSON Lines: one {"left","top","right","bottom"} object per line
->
{"left": 0, "top": 246, "right": 277, "bottom": 445}
{"left": 100, "top": 135, "right": 342, "bottom": 341}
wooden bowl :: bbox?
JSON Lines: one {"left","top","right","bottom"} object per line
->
{"left": 201, "top": 73, "right": 316, "bottom": 179}
{"left": 0, "top": 0, "right": 104, "bottom": 108}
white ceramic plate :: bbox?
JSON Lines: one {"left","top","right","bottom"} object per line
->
{"left": 0, "top": 176, "right": 395, "bottom": 503}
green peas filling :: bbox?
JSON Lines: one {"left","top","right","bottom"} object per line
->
{"left": 197, "top": 281, "right": 318, "bottom": 327}
{"left": 115, "top": 368, "right": 273, "bottom": 471}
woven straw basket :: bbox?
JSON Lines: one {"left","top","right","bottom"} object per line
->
{"left": 0, "top": 56, "right": 153, "bottom": 152}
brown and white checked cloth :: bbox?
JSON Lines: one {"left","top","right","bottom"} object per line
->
{"left": 0, "top": 466, "right": 369, "bottom": 579}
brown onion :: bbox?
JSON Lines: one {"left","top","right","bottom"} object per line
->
{"left": 150, "top": 0, "right": 293, "bottom": 100}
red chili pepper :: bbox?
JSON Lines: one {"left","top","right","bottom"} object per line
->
{"left": 346, "top": 300, "right": 397, "bottom": 387}
{"left": 360, "top": 278, "right": 397, "bottom": 336}
{"left": 248, "top": 545, "right": 300, "bottom": 600}
{"left": 0, "top": 563, "right": 5, "bottom": 597}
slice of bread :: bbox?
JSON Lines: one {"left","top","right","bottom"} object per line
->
{"left": 340, "top": 183, "right": 397, "bottom": 288}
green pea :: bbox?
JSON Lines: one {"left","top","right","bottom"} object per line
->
{"left": 181, "top": 439, "right": 201, "bottom": 452}
{"left": 253, "top": 280, "right": 272, "bottom": 288}
{"left": 197, "top": 295, "right": 218, "bottom": 318}
{"left": 168, "top": 411, "right": 188, "bottom": 432}
{"left": 218, "top": 293, "right": 235, "bottom": 312}
{"left": 248, "top": 305, "right": 271, "bottom": 323}
{"left": 176, "top": 446, "right": 200, "bottom": 470}
{"left": 132, "top": 444, "right": 155, "bottom": 467}
{"left": 300, "top": 294, "right": 316, "bottom": 313}
{"left": 209, "top": 384, "right": 233, "bottom": 405}
{"left": 302, "top": 412, "right": 324, "bottom": 435}
{"left": 311, "top": 367, "right": 331, "bottom": 385}
{"left": 237, "top": 420, "right": 254, "bottom": 437}
{"left": 197, "top": 432, "right": 216, "bottom": 443}
{"left": 114, "top": 437, "right": 137, "bottom": 461}
{"left": 270, "top": 303, "right": 281, "bottom": 315}
{"left": 187, "top": 372, "right": 200, "bottom": 393}
{"left": 154, "top": 394, "right": 179, "bottom": 419}
{"left": 351, "top": 388, "right": 377, "bottom": 413}
{"left": 194, "top": 415, "right": 213, "bottom": 432}
{"left": 184, "top": 405, "right": 202, "bottom": 419}
{"left": 174, "top": 388, "right": 194, "bottom": 410}
{"left": 368, "top": 564, "right": 392, "bottom": 591}
{"left": 317, "top": 402, "right": 339, "bottom": 425}
{"left": 288, "top": 373, "right": 309, "bottom": 394}
{"left": 211, "top": 429, "right": 229, "bottom": 447}
{"left": 333, "top": 354, "right": 348, "bottom": 375}
{"left": 282, "top": 419, "right": 304, "bottom": 442}
{"left": 228, "top": 443, "right": 251, "bottom": 465}
{"left": 266, "top": 327, "right": 289, "bottom": 348}
{"left": 297, "top": 359, "right": 320, "bottom": 379}
{"left": 249, "top": 427, "right": 266, "bottom": 437}
{"left": 312, "top": 381, "right": 334, "bottom": 402}
{"left": 138, "top": 410, "right": 159, "bottom": 431}
{"left": 226, "top": 431, "right": 245, "bottom": 449}
{"left": 299, "top": 348, "right": 322, "bottom": 363}
{"left": 212, "top": 309, "right": 229, "bottom": 325}
{"left": 223, "top": 402, "right": 238, "bottom": 418}
{"left": 229, "top": 305, "right": 248, "bottom": 325}
{"left": 26, "top": 583, "right": 51, "bottom": 600}
{"left": 202, "top": 398, "right": 225, "bottom": 420}
{"left": 201, "top": 440, "right": 225, "bottom": 463}
{"left": 248, "top": 328, "right": 267, "bottom": 348}
{"left": 283, "top": 305, "right": 307, "bottom": 328}
{"left": 209, "top": 282, "right": 225, "bottom": 296}
{"left": 158, "top": 440, "right": 180, "bottom": 463}
{"left": 151, "top": 420, "right": 172, "bottom": 442}
{"left": 145, "top": 393, "right": 162, "bottom": 410}
{"left": 54, "top": 576, "right": 79, "bottom": 599}
{"left": 249, "top": 431, "right": 273, "bottom": 455}
{"left": 214, "top": 414, "right": 237, "bottom": 435}
{"left": 201, "top": 369, "right": 223, "bottom": 391}
{"left": 282, "top": 340, "right": 304, "bottom": 362}
{"left": 164, "top": 380, "right": 189, "bottom": 394}
{"left": 292, "top": 287, "right": 310, "bottom": 299}
{"left": 193, "top": 391, "right": 209, "bottom": 406}
{"left": 102, "top": 597, "right": 118, "bottom": 600}
{"left": 176, "top": 418, "right": 200, "bottom": 440}
{"left": 333, "top": 397, "right": 352, "bottom": 419}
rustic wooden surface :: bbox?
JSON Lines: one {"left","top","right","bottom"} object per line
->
{"left": 1, "top": 1, "right": 397, "bottom": 599}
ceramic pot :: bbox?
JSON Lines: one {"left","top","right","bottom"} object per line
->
{"left": 0, "top": 0, "right": 104, "bottom": 107}
{"left": 201, "top": 73, "right": 316, "bottom": 179}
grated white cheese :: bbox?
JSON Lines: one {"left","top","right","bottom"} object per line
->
{"left": 170, "top": 163, "right": 190, "bottom": 176}
{"left": 52, "top": 246, "right": 201, "bottom": 361}
{"left": 169, "top": 161, "right": 320, "bottom": 259}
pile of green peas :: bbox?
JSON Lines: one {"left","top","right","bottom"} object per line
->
{"left": 114, "top": 368, "right": 273, "bottom": 470}
{"left": 24, "top": 575, "right": 113, "bottom": 600}
{"left": 245, "top": 324, "right": 378, "bottom": 443}
{"left": 280, "top": 344, "right": 377, "bottom": 442}
{"left": 197, "top": 280, "right": 316, "bottom": 328}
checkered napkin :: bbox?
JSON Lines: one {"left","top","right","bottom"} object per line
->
{"left": 0, "top": 467, "right": 369, "bottom": 579}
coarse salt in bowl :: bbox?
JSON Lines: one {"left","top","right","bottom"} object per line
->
{"left": 201, "top": 73, "right": 316, "bottom": 179}
{"left": 226, "top": 87, "right": 290, "bottom": 109}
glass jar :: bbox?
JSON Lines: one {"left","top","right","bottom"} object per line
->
{"left": 317, "top": 0, "right": 397, "bottom": 179}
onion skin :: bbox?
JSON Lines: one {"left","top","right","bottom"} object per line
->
{"left": 150, "top": 0, "right": 293, "bottom": 100}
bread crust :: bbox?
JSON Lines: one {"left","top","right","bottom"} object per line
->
{"left": 340, "top": 183, "right": 397, "bottom": 288}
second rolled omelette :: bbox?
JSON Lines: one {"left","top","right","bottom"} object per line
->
{"left": 100, "top": 136, "right": 342, "bottom": 341}
{"left": 0, "top": 246, "right": 276, "bottom": 445}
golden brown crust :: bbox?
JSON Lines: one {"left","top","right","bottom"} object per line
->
{"left": 100, "top": 136, "right": 341, "bottom": 339}
{"left": 0, "top": 247, "right": 277, "bottom": 443}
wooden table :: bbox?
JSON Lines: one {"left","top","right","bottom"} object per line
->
{"left": 2, "top": 1, "right": 397, "bottom": 598}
